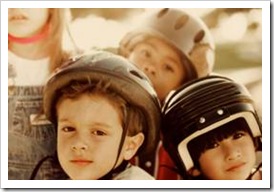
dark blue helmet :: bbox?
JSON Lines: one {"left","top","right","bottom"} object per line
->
{"left": 43, "top": 50, "right": 161, "bottom": 156}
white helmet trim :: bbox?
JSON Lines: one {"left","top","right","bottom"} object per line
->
{"left": 177, "top": 111, "right": 261, "bottom": 171}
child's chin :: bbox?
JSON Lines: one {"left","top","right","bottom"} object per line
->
{"left": 68, "top": 173, "right": 101, "bottom": 180}
{"left": 225, "top": 172, "right": 251, "bottom": 180}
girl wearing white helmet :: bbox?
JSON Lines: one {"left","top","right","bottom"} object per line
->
{"left": 119, "top": 8, "right": 215, "bottom": 179}
{"left": 119, "top": 8, "right": 215, "bottom": 102}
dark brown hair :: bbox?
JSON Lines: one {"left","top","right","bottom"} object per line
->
{"left": 56, "top": 79, "right": 146, "bottom": 137}
{"left": 187, "top": 118, "right": 257, "bottom": 170}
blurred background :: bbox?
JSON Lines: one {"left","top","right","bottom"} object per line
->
{"left": 66, "top": 8, "right": 262, "bottom": 118}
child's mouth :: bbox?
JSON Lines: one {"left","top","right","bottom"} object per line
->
{"left": 9, "top": 15, "right": 27, "bottom": 21}
{"left": 226, "top": 162, "right": 246, "bottom": 172}
{"left": 70, "top": 159, "right": 93, "bottom": 166}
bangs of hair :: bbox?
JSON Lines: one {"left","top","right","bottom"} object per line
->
{"left": 56, "top": 79, "right": 127, "bottom": 128}
{"left": 187, "top": 118, "right": 252, "bottom": 166}
{"left": 55, "top": 79, "right": 145, "bottom": 137}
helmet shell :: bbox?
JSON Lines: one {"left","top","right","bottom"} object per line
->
{"left": 119, "top": 8, "right": 215, "bottom": 78}
{"left": 43, "top": 51, "right": 161, "bottom": 156}
{"left": 161, "top": 75, "right": 262, "bottom": 178}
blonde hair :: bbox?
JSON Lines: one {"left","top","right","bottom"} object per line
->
{"left": 118, "top": 33, "right": 197, "bottom": 83}
{"left": 8, "top": 8, "right": 74, "bottom": 73}
{"left": 46, "top": 8, "right": 71, "bottom": 72}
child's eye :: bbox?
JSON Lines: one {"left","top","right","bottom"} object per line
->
{"left": 164, "top": 64, "right": 174, "bottom": 72}
{"left": 140, "top": 49, "right": 150, "bottom": 58}
{"left": 206, "top": 142, "right": 219, "bottom": 149}
{"left": 233, "top": 131, "right": 246, "bottom": 139}
{"left": 92, "top": 130, "right": 106, "bottom": 136}
{"left": 61, "top": 126, "right": 75, "bottom": 132}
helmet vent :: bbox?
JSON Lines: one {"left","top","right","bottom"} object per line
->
{"left": 157, "top": 8, "right": 169, "bottom": 18}
{"left": 174, "top": 15, "right": 189, "bottom": 30}
{"left": 194, "top": 30, "right": 205, "bottom": 43}
{"left": 129, "top": 69, "right": 144, "bottom": 80}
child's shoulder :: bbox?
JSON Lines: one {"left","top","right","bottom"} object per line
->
{"left": 113, "top": 164, "right": 155, "bottom": 180}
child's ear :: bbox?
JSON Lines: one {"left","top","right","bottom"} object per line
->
{"left": 188, "top": 167, "right": 201, "bottom": 177}
{"left": 123, "top": 132, "right": 144, "bottom": 160}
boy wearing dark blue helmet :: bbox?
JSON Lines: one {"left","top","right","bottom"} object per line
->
{"left": 32, "top": 51, "right": 161, "bottom": 180}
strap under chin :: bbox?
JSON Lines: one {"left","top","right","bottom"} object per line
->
{"left": 30, "top": 155, "right": 53, "bottom": 180}
{"left": 99, "top": 160, "right": 129, "bottom": 180}
{"left": 246, "top": 163, "right": 262, "bottom": 180}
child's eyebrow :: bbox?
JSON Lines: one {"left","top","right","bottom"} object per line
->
{"left": 58, "top": 118, "right": 70, "bottom": 123}
{"left": 144, "top": 41, "right": 155, "bottom": 50}
{"left": 88, "top": 122, "right": 114, "bottom": 129}
{"left": 58, "top": 119, "right": 114, "bottom": 128}
{"left": 147, "top": 41, "right": 181, "bottom": 66}
{"left": 57, "top": 119, "right": 118, "bottom": 131}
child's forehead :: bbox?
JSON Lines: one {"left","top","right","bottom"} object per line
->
{"left": 199, "top": 118, "right": 252, "bottom": 140}
{"left": 57, "top": 91, "right": 114, "bottom": 107}
{"left": 57, "top": 94, "right": 124, "bottom": 126}
{"left": 140, "top": 36, "right": 174, "bottom": 47}
{"left": 136, "top": 36, "right": 183, "bottom": 57}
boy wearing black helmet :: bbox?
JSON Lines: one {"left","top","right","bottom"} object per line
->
{"left": 161, "top": 75, "right": 262, "bottom": 180}
{"left": 32, "top": 51, "right": 161, "bottom": 180}
{"left": 187, "top": 118, "right": 261, "bottom": 180}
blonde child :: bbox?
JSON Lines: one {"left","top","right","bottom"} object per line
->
{"left": 161, "top": 75, "right": 262, "bottom": 180}
{"left": 119, "top": 8, "right": 215, "bottom": 102}
{"left": 33, "top": 51, "right": 161, "bottom": 179}
{"left": 118, "top": 8, "right": 215, "bottom": 178}
{"left": 8, "top": 8, "right": 76, "bottom": 179}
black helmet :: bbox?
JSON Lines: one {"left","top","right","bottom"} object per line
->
{"left": 43, "top": 50, "right": 161, "bottom": 156}
{"left": 161, "top": 75, "right": 262, "bottom": 178}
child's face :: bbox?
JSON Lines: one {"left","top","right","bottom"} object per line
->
{"left": 197, "top": 130, "right": 256, "bottom": 180}
{"left": 8, "top": 8, "right": 49, "bottom": 38}
{"left": 56, "top": 94, "right": 129, "bottom": 180}
{"left": 127, "top": 37, "right": 185, "bottom": 101}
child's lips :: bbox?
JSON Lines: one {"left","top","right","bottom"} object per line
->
{"left": 9, "top": 15, "right": 27, "bottom": 21}
{"left": 226, "top": 162, "right": 246, "bottom": 172}
{"left": 70, "top": 159, "right": 93, "bottom": 166}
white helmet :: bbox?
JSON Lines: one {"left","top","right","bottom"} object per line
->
{"left": 119, "top": 8, "right": 215, "bottom": 78}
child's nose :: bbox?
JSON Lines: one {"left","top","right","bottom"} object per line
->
{"left": 142, "top": 62, "right": 156, "bottom": 76}
{"left": 224, "top": 144, "right": 242, "bottom": 161}
{"left": 71, "top": 135, "right": 89, "bottom": 153}
{"left": 71, "top": 142, "right": 89, "bottom": 156}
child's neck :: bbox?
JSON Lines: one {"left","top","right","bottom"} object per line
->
{"left": 9, "top": 39, "right": 50, "bottom": 60}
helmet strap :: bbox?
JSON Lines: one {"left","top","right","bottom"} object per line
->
{"left": 8, "top": 23, "right": 50, "bottom": 44}
{"left": 246, "top": 162, "right": 262, "bottom": 180}
{"left": 99, "top": 160, "right": 129, "bottom": 180}
{"left": 30, "top": 151, "right": 67, "bottom": 180}
{"left": 182, "top": 55, "right": 198, "bottom": 82}
{"left": 99, "top": 106, "right": 130, "bottom": 179}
